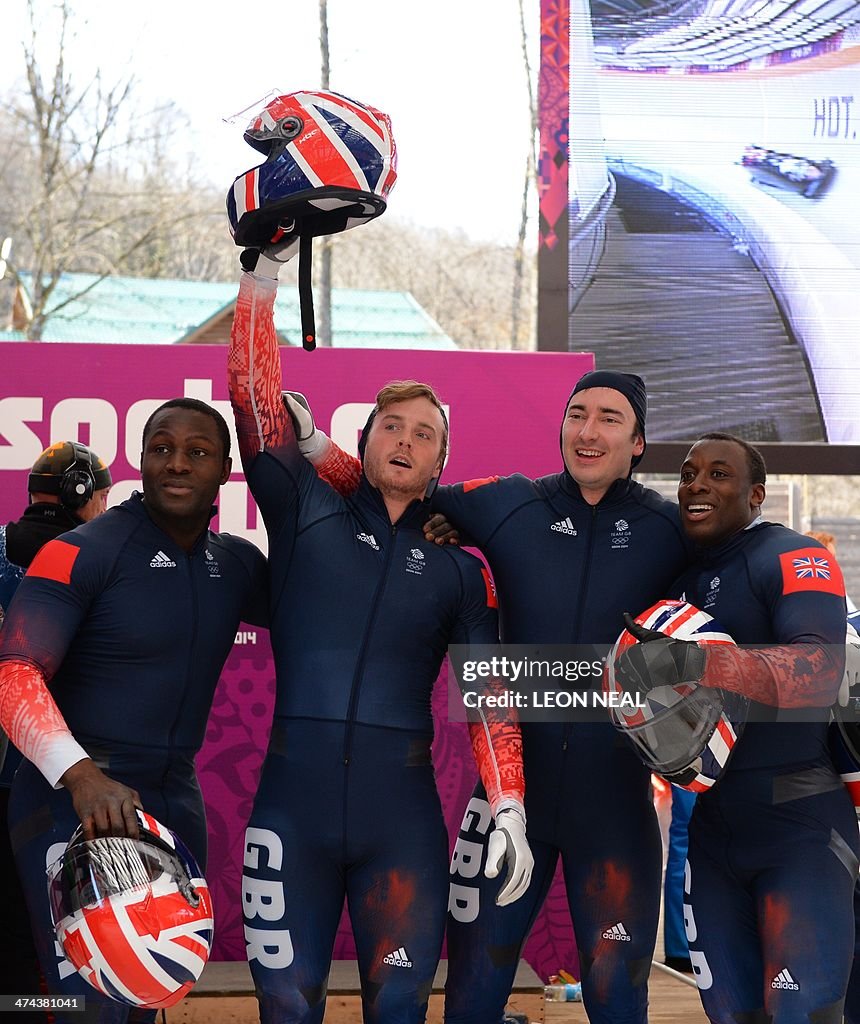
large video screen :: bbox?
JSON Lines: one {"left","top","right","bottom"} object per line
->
{"left": 539, "top": 0, "right": 860, "bottom": 444}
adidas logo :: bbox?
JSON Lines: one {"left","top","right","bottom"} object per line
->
{"left": 771, "top": 969, "right": 799, "bottom": 991}
{"left": 150, "top": 551, "right": 176, "bottom": 568}
{"left": 550, "top": 517, "right": 577, "bottom": 536}
{"left": 356, "top": 532, "right": 380, "bottom": 551}
{"left": 383, "top": 946, "right": 413, "bottom": 968}
{"left": 602, "top": 923, "right": 631, "bottom": 942}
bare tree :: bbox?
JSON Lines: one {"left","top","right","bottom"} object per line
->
{"left": 0, "top": 0, "right": 198, "bottom": 338}
{"left": 512, "top": 0, "right": 538, "bottom": 350}
{"left": 0, "top": 0, "right": 535, "bottom": 347}
{"left": 331, "top": 218, "right": 536, "bottom": 350}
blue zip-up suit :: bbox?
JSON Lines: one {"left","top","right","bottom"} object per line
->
{"left": 674, "top": 522, "right": 857, "bottom": 1024}
{"left": 439, "top": 471, "right": 688, "bottom": 1024}
{"left": 0, "top": 494, "right": 266, "bottom": 1024}
{"left": 229, "top": 273, "right": 511, "bottom": 1024}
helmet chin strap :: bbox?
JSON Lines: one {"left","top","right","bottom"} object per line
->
{"left": 424, "top": 473, "right": 441, "bottom": 502}
{"left": 298, "top": 233, "right": 316, "bottom": 351}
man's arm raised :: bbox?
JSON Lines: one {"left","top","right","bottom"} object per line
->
{"left": 228, "top": 245, "right": 302, "bottom": 472}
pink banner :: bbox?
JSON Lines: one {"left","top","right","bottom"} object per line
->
{"left": 2, "top": 342, "right": 593, "bottom": 981}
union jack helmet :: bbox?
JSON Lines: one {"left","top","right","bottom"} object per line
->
{"left": 605, "top": 600, "right": 748, "bottom": 793}
{"left": 47, "top": 810, "right": 214, "bottom": 1009}
{"left": 227, "top": 89, "right": 397, "bottom": 248}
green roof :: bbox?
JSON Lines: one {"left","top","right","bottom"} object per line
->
{"left": 1, "top": 272, "right": 457, "bottom": 349}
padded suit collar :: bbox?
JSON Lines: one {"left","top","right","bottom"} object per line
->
{"left": 354, "top": 475, "right": 429, "bottom": 531}
{"left": 693, "top": 518, "right": 767, "bottom": 566}
{"left": 557, "top": 471, "right": 635, "bottom": 508}
{"left": 128, "top": 490, "right": 216, "bottom": 556}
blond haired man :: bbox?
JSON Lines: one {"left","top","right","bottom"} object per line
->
{"left": 228, "top": 250, "right": 532, "bottom": 1024}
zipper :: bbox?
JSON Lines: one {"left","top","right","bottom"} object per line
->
{"left": 166, "top": 548, "right": 199, "bottom": 761}
{"left": 341, "top": 523, "right": 397, "bottom": 765}
{"left": 558, "top": 505, "right": 599, "bottom": 788}
{"left": 570, "top": 502, "right": 599, "bottom": 643}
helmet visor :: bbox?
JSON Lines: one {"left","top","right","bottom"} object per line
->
{"left": 47, "top": 836, "right": 200, "bottom": 927}
{"left": 616, "top": 682, "right": 725, "bottom": 776}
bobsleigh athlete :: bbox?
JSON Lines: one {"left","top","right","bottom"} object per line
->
{"left": 614, "top": 432, "right": 856, "bottom": 1024}
{"left": 0, "top": 400, "right": 268, "bottom": 1023}
{"left": 226, "top": 90, "right": 532, "bottom": 1024}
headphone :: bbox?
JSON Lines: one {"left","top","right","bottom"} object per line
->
{"left": 28, "top": 442, "right": 97, "bottom": 512}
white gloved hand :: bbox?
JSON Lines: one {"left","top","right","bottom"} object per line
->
{"left": 282, "top": 391, "right": 330, "bottom": 464}
{"left": 839, "top": 624, "right": 860, "bottom": 707}
{"left": 485, "top": 804, "right": 534, "bottom": 906}
{"left": 240, "top": 229, "right": 300, "bottom": 280}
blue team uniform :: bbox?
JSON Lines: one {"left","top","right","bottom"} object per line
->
{"left": 674, "top": 522, "right": 856, "bottom": 1024}
{"left": 237, "top": 439, "right": 505, "bottom": 1024}
{"left": 229, "top": 273, "right": 509, "bottom": 1024}
{"left": 0, "top": 493, "right": 266, "bottom": 1024}
{"left": 439, "top": 472, "right": 688, "bottom": 1024}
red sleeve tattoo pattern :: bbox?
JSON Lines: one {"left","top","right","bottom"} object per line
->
{"left": 0, "top": 660, "right": 86, "bottom": 785}
{"left": 468, "top": 715, "right": 525, "bottom": 815}
{"left": 315, "top": 439, "right": 362, "bottom": 498}
{"left": 702, "top": 643, "right": 843, "bottom": 708}
{"left": 228, "top": 273, "right": 296, "bottom": 467}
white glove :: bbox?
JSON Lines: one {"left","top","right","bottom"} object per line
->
{"left": 282, "top": 391, "right": 330, "bottom": 464}
{"left": 485, "top": 804, "right": 534, "bottom": 907}
{"left": 240, "top": 230, "right": 300, "bottom": 280}
{"left": 839, "top": 624, "right": 860, "bottom": 707}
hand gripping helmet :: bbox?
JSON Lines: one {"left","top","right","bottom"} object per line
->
{"left": 47, "top": 811, "right": 214, "bottom": 1009}
{"left": 604, "top": 600, "right": 749, "bottom": 793}
{"left": 227, "top": 90, "right": 397, "bottom": 350}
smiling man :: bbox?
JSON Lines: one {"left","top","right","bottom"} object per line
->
{"left": 617, "top": 432, "right": 855, "bottom": 1024}
{"left": 560, "top": 382, "right": 645, "bottom": 501}
{"left": 0, "top": 399, "right": 267, "bottom": 1024}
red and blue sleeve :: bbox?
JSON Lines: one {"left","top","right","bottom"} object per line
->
{"left": 314, "top": 437, "right": 362, "bottom": 497}
{"left": 702, "top": 543, "right": 847, "bottom": 707}
{"left": 0, "top": 538, "right": 98, "bottom": 785}
{"left": 453, "top": 559, "right": 525, "bottom": 815}
{"left": 228, "top": 273, "right": 297, "bottom": 470}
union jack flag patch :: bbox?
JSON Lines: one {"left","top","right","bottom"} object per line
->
{"left": 779, "top": 547, "right": 845, "bottom": 597}
{"left": 793, "top": 555, "right": 831, "bottom": 580}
